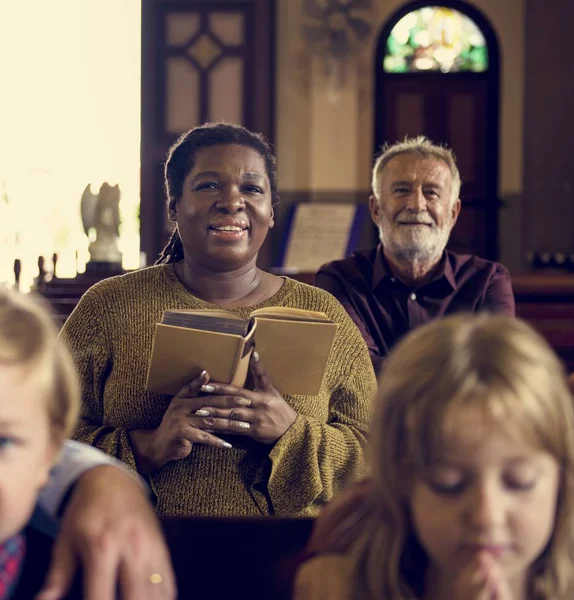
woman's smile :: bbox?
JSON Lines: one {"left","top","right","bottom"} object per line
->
{"left": 207, "top": 219, "right": 250, "bottom": 241}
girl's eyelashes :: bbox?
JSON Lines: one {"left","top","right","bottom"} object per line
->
{"left": 503, "top": 472, "right": 538, "bottom": 491}
{"left": 427, "top": 480, "right": 466, "bottom": 495}
{"left": 424, "top": 470, "right": 466, "bottom": 495}
{"left": 423, "top": 469, "right": 539, "bottom": 495}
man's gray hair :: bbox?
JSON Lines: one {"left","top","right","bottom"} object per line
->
{"left": 371, "top": 136, "right": 461, "bottom": 205}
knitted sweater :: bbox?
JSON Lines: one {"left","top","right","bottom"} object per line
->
{"left": 61, "top": 265, "right": 377, "bottom": 517}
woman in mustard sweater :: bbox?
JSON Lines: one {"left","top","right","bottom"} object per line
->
{"left": 61, "top": 122, "right": 376, "bottom": 517}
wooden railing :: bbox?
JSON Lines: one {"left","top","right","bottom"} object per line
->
{"left": 36, "top": 269, "right": 574, "bottom": 371}
{"left": 512, "top": 274, "right": 574, "bottom": 371}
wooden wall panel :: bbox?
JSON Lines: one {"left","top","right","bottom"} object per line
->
{"left": 140, "top": 0, "right": 275, "bottom": 264}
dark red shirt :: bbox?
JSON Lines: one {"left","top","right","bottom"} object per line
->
{"left": 315, "top": 245, "right": 515, "bottom": 372}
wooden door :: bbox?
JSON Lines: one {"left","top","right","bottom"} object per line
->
{"left": 373, "top": 1, "right": 500, "bottom": 261}
{"left": 376, "top": 74, "right": 496, "bottom": 258}
{"left": 141, "top": 0, "right": 276, "bottom": 264}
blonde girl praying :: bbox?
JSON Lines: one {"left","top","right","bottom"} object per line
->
{"left": 295, "top": 314, "right": 574, "bottom": 600}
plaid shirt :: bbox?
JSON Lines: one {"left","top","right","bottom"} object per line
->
{"left": 0, "top": 535, "right": 25, "bottom": 600}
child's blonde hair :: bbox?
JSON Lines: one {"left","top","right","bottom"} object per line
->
{"left": 0, "top": 288, "right": 79, "bottom": 441}
{"left": 353, "top": 314, "right": 574, "bottom": 600}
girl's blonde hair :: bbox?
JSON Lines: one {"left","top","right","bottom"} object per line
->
{"left": 0, "top": 288, "right": 79, "bottom": 441}
{"left": 352, "top": 314, "right": 574, "bottom": 600}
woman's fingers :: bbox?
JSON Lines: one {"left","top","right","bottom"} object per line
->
{"left": 199, "top": 382, "right": 255, "bottom": 404}
{"left": 199, "top": 353, "right": 277, "bottom": 398}
{"left": 191, "top": 414, "right": 252, "bottom": 434}
{"left": 193, "top": 407, "right": 253, "bottom": 422}
{"left": 185, "top": 426, "right": 233, "bottom": 449}
{"left": 175, "top": 370, "right": 210, "bottom": 399}
{"left": 172, "top": 393, "right": 254, "bottom": 418}
{"left": 195, "top": 392, "right": 258, "bottom": 409}
{"left": 250, "top": 351, "right": 274, "bottom": 392}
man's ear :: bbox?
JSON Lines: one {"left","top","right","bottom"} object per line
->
{"left": 269, "top": 207, "right": 275, "bottom": 229}
{"left": 450, "top": 198, "right": 461, "bottom": 227}
{"left": 369, "top": 194, "right": 381, "bottom": 225}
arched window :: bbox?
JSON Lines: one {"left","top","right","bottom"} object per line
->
{"left": 384, "top": 6, "right": 488, "bottom": 73}
{"left": 374, "top": 1, "right": 500, "bottom": 259}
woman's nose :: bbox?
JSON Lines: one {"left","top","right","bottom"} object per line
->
{"left": 216, "top": 187, "right": 245, "bottom": 213}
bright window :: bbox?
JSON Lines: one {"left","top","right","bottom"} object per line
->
{"left": 384, "top": 6, "right": 488, "bottom": 73}
{"left": 0, "top": 0, "right": 141, "bottom": 289}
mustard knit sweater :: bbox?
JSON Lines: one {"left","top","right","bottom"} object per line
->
{"left": 61, "top": 265, "right": 376, "bottom": 517}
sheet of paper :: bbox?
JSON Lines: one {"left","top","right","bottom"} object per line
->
{"left": 283, "top": 203, "right": 356, "bottom": 271}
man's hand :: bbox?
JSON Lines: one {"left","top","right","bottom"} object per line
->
{"left": 36, "top": 466, "right": 176, "bottom": 600}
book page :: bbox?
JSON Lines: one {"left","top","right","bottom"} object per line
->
{"left": 161, "top": 309, "right": 250, "bottom": 336}
{"left": 251, "top": 307, "right": 331, "bottom": 322}
{"left": 282, "top": 203, "right": 357, "bottom": 271}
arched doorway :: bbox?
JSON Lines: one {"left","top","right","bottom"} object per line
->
{"left": 374, "top": 2, "right": 500, "bottom": 260}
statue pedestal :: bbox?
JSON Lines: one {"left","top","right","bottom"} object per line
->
{"left": 84, "top": 261, "right": 124, "bottom": 276}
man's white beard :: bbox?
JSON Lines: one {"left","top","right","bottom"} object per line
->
{"left": 379, "top": 215, "right": 453, "bottom": 266}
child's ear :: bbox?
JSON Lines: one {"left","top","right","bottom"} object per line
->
{"left": 47, "top": 426, "right": 66, "bottom": 466}
{"left": 37, "top": 429, "right": 65, "bottom": 490}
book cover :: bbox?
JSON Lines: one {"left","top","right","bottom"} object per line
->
{"left": 145, "top": 308, "right": 338, "bottom": 397}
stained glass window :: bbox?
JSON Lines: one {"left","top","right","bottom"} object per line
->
{"left": 384, "top": 7, "right": 488, "bottom": 73}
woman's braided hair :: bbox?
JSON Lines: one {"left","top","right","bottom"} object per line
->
{"left": 156, "top": 122, "right": 279, "bottom": 265}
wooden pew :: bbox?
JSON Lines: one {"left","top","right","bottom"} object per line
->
{"left": 161, "top": 517, "right": 314, "bottom": 599}
{"left": 512, "top": 274, "right": 574, "bottom": 372}
{"left": 272, "top": 269, "right": 574, "bottom": 372}
{"left": 37, "top": 267, "right": 574, "bottom": 374}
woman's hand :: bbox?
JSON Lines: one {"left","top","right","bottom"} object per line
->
{"left": 129, "top": 371, "right": 236, "bottom": 474}
{"left": 191, "top": 351, "right": 298, "bottom": 445}
{"left": 452, "top": 552, "right": 512, "bottom": 600}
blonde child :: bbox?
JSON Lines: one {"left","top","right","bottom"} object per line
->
{"left": 295, "top": 314, "right": 574, "bottom": 600}
{"left": 0, "top": 289, "right": 79, "bottom": 599}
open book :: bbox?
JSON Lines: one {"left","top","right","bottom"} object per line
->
{"left": 145, "top": 307, "right": 338, "bottom": 397}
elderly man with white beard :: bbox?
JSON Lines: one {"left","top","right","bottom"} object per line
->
{"left": 315, "top": 137, "right": 514, "bottom": 373}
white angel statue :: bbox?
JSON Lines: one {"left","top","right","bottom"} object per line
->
{"left": 81, "top": 182, "right": 122, "bottom": 264}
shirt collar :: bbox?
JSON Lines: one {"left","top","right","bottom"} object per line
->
{"left": 372, "top": 244, "right": 457, "bottom": 292}
{"left": 371, "top": 243, "right": 389, "bottom": 290}
{"left": 0, "top": 533, "right": 25, "bottom": 599}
